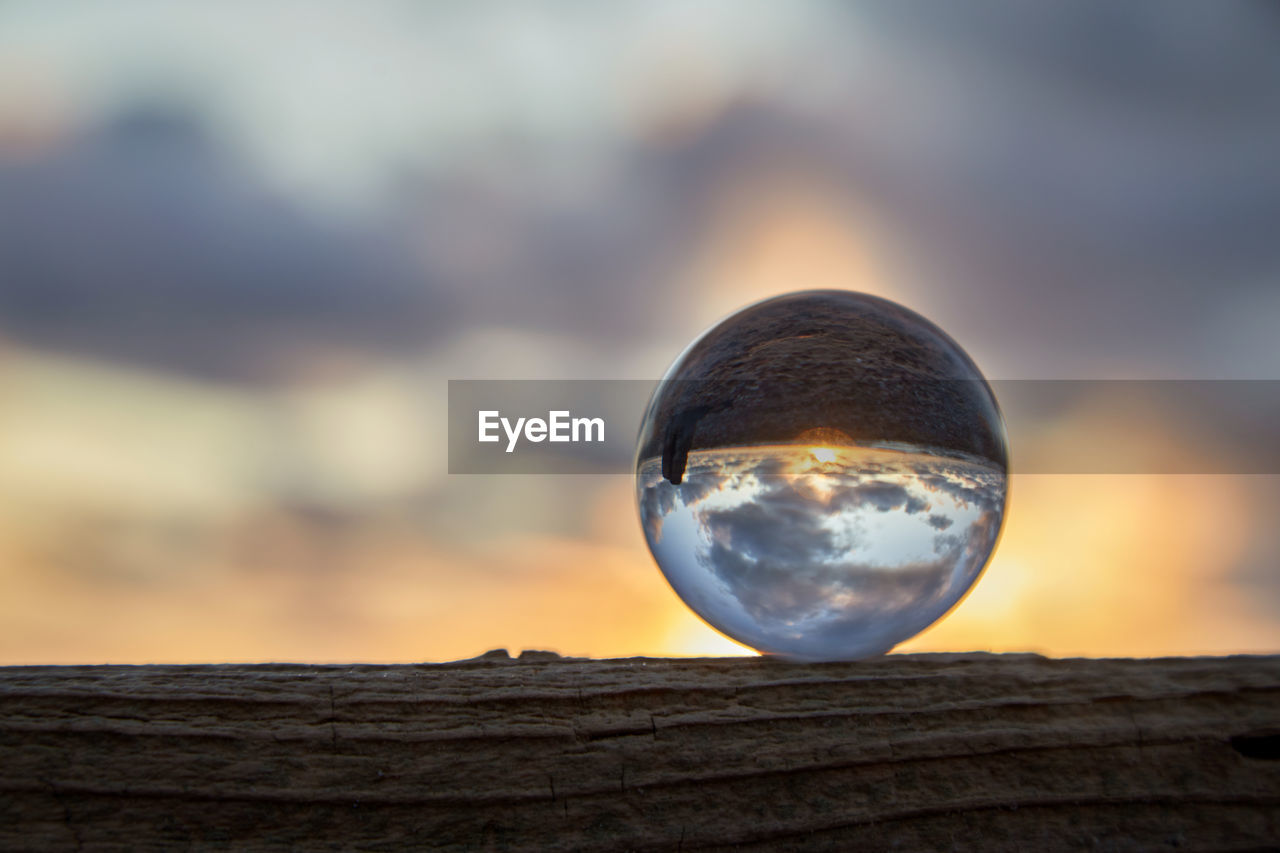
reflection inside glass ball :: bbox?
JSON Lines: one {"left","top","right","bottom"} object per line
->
{"left": 635, "top": 290, "right": 1008, "bottom": 660}
{"left": 639, "top": 445, "right": 1004, "bottom": 660}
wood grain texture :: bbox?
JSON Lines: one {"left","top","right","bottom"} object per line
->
{"left": 1, "top": 652, "right": 1278, "bottom": 851}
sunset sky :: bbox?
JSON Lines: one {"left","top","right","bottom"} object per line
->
{"left": 1, "top": 1, "right": 1278, "bottom": 663}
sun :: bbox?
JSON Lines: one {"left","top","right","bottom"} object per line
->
{"left": 796, "top": 427, "right": 854, "bottom": 464}
{"left": 810, "top": 446, "right": 837, "bottom": 464}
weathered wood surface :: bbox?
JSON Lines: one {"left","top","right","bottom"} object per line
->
{"left": 1, "top": 652, "right": 1278, "bottom": 851}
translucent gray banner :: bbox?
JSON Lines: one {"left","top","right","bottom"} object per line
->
{"left": 448, "top": 380, "right": 1280, "bottom": 474}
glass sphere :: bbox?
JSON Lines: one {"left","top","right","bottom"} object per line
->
{"left": 636, "top": 291, "right": 1008, "bottom": 660}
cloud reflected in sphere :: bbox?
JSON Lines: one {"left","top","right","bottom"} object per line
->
{"left": 636, "top": 291, "right": 1008, "bottom": 660}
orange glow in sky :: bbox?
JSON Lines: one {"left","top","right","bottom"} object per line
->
{"left": 0, "top": 175, "right": 1274, "bottom": 664}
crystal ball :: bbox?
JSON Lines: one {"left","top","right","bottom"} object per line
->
{"left": 636, "top": 290, "right": 1008, "bottom": 660}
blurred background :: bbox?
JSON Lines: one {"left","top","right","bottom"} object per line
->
{"left": 2, "top": 0, "right": 1278, "bottom": 663}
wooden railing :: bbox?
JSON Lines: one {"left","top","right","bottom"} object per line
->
{"left": 2, "top": 652, "right": 1278, "bottom": 850}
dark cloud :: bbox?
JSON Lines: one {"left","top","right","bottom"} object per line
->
{"left": 674, "top": 470, "right": 729, "bottom": 508}
{"left": 916, "top": 467, "right": 1004, "bottom": 513}
{"left": 827, "top": 481, "right": 929, "bottom": 515}
{"left": 832, "top": 2, "right": 1280, "bottom": 376}
{"left": 850, "top": 1, "right": 1280, "bottom": 268}
{"left": 832, "top": 482, "right": 909, "bottom": 513}
{"left": 0, "top": 99, "right": 785, "bottom": 381}
{"left": 419, "top": 2, "right": 1280, "bottom": 382}
{"left": 705, "top": 538, "right": 952, "bottom": 624}
{"left": 6, "top": 4, "right": 1275, "bottom": 387}
{"left": 639, "top": 476, "right": 678, "bottom": 544}
{"left": 0, "top": 107, "right": 452, "bottom": 382}
{"left": 703, "top": 497, "right": 838, "bottom": 573}
{"left": 648, "top": 450, "right": 1007, "bottom": 656}
{"left": 640, "top": 464, "right": 730, "bottom": 544}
